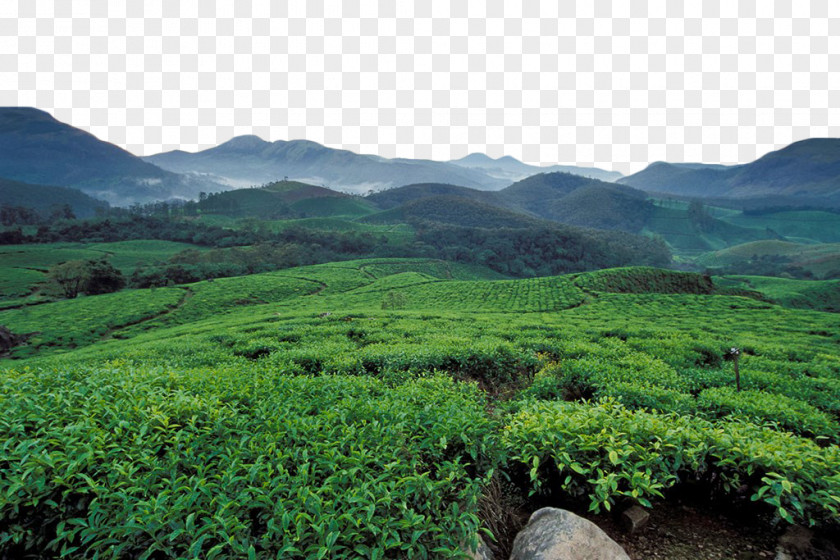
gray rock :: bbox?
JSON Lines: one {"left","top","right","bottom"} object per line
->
{"left": 775, "top": 524, "right": 840, "bottom": 560}
{"left": 620, "top": 505, "right": 650, "bottom": 534}
{"left": 510, "top": 507, "right": 630, "bottom": 560}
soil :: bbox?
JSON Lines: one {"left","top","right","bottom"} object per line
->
{"left": 589, "top": 501, "right": 780, "bottom": 560}
{"left": 483, "top": 478, "right": 840, "bottom": 560}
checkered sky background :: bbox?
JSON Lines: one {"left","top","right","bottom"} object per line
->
{"left": 1, "top": 0, "right": 839, "bottom": 175}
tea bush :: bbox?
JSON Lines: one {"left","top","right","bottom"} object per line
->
{"left": 503, "top": 399, "right": 840, "bottom": 525}
{"left": 0, "top": 367, "right": 496, "bottom": 558}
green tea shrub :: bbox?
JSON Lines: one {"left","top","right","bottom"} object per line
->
{"left": 0, "top": 367, "right": 496, "bottom": 558}
{"left": 502, "top": 399, "right": 840, "bottom": 525}
{"left": 704, "top": 420, "right": 840, "bottom": 524}
{"left": 697, "top": 387, "right": 838, "bottom": 440}
{"left": 597, "top": 382, "right": 694, "bottom": 415}
{"left": 678, "top": 367, "right": 735, "bottom": 394}
{"left": 574, "top": 267, "right": 714, "bottom": 295}
{"left": 503, "top": 399, "right": 707, "bottom": 512}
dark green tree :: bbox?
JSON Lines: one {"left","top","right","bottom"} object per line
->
{"left": 46, "top": 260, "right": 89, "bottom": 298}
{"left": 83, "top": 259, "right": 125, "bottom": 295}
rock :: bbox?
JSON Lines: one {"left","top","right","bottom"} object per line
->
{"left": 0, "top": 325, "right": 26, "bottom": 354}
{"left": 510, "top": 507, "right": 630, "bottom": 560}
{"left": 776, "top": 525, "right": 813, "bottom": 560}
{"left": 775, "top": 524, "right": 840, "bottom": 560}
{"left": 621, "top": 505, "right": 650, "bottom": 534}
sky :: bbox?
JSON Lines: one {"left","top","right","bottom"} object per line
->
{"left": 1, "top": 0, "right": 839, "bottom": 175}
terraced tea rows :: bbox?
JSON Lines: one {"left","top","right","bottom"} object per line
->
{"left": 2, "top": 263, "right": 839, "bottom": 558}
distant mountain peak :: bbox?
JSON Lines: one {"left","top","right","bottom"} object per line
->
{"left": 216, "top": 134, "right": 269, "bottom": 151}
{"left": 452, "top": 153, "right": 497, "bottom": 164}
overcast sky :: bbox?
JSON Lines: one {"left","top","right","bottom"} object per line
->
{"left": 1, "top": 0, "right": 839, "bottom": 174}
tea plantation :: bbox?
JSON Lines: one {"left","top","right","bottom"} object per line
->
{"left": 1, "top": 261, "right": 839, "bottom": 558}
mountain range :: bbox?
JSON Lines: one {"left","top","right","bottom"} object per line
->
{"left": 143, "top": 136, "right": 622, "bottom": 194}
{"left": 619, "top": 139, "right": 840, "bottom": 204}
{"left": 1, "top": 107, "right": 840, "bottom": 208}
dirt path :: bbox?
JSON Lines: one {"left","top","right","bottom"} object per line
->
{"left": 98, "top": 287, "right": 194, "bottom": 342}
{"left": 271, "top": 275, "right": 328, "bottom": 296}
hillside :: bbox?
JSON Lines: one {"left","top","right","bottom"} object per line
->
{"left": 0, "top": 107, "right": 223, "bottom": 205}
{"left": 365, "top": 182, "right": 494, "bottom": 210}
{"left": 644, "top": 200, "right": 773, "bottom": 254}
{"left": 715, "top": 274, "right": 840, "bottom": 312}
{"left": 620, "top": 139, "right": 840, "bottom": 203}
{"left": 194, "top": 180, "right": 376, "bottom": 219}
{"left": 358, "top": 175, "right": 804, "bottom": 265}
{"left": 497, "top": 172, "right": 656, "bottom": 232}
{"left": 543, "top": 183, "right": 652, "bottom": 232}
{"left": 618, "top": 162, "right": 739, "bottom": 197}
{"left": 0, "top": 176, "right": 108, "bottom": 218}
{"left": 145, "top": 135, "right": 507, "bottom": 194}
{"left": 362, "top": 194, "right": 541, "bottom": 229}
{"left": 2, "top": 260, "right": 838, "bottom": 558}
{"left": 365, "top": 174, "right": 658, "bottom": 233}
{"left": 719, "top": 209, "right": 840, "bottom": 244}
{"left": 697, "top": 240, "right": 840, "bottom": 279}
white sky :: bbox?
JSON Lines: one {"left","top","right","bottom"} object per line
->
{"left": 1, "top": 0, "right": 839, "bottom": 174}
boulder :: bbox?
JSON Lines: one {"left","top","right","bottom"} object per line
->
{"left": 510, "top": 507, "right": 630, "bottom": 560}
{"left": 775, "top": 524, "right": 840, "bottom": 560}
{"left": 0, "top": 325, "right": 24, "bottom": 354}
{"left": 620, "top": 505, "right": 650, "bottom": 534}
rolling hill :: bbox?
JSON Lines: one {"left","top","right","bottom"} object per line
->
{"left": 697, "top": 240, "right": 840, "bottom": 279}
{"left": 0, "top": 107, "right": 224, "bottom": 205}
{"left": 365, "top": 182, "right": 493, "bottom": 210}
{"left": 364, "top": 173, "right": 658, "bottom": 233}
{"left": 620, "top": 139, "right": 840, "bottom": 203}
{"left": 714, "top": 274, "right": 840, "bottom": 312}
{"left": 362, "top": 194, "right": 542, "bottom": 229}
{"left": 719, "top": 209, "right": 840, "bottom": 244}
{"left": 495, "top": 173, "right": 656, "bottom": 232}
{"left": 195, "top": 180, "right": 376, "bottom": 219}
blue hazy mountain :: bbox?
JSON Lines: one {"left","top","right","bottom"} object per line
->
{"left": 144, "top": 136, "right": 508, "bottom": 194}
{"left": 619, "top": 139, "right": 840, "bottom": 203}
{"left": 0, "top": 107, "right": 224, "bottom": 205}
{"left": 145, "top": 136, "right": 622, "bottom": 194}
{"left": 449, "top": 152, "right": 622, "bottom": 183}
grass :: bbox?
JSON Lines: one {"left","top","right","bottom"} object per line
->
{"left": 720, "top": 210, "right": 840, "bottom": 244}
